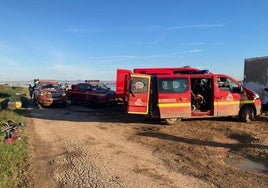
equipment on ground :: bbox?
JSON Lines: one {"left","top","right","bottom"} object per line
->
{"left": 0, "top": 120, "right": 25, "bottom": 144}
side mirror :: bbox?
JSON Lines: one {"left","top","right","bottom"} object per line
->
{"left": 239, "top": 86, "right": 244, "bottom": 93}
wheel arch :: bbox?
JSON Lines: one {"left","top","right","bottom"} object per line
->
{"left": 239, "top": 103, "right": 256, "bottom": 117}
{"left": 239, "top": 104, "right": 256, "bottom": 122}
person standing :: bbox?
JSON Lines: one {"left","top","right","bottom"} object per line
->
{"left": 28, "top": 84, "right": 34, "bottom": 98}
{"left": 34, "top": 79, "right": 40, "bottom": 88}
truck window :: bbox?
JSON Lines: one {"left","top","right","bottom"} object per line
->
{"left": 130, "top": 77, "right": 148, "bottom": 93}
{"left": 191, "top": 78, "right": 211, "bottom": 94}
{"left": 85, "top": 85, "right": 92, "bottom": 90}
{"left": 41, "top": 84, "right": 59, "bottom": 90}
{"left": 228, "top": 79, "right": 241, "bottom": 93}
{"left": 158, "top": 78, "right": 188, "bottom": 93}
{"left": 217, "top": 77, "right": 240, "bottom": 93}
{"left": 217, "top": 77, "right": 230, "bottom": 91}
{"left": 78, "top": 84, "right": 86, "bottom": 90}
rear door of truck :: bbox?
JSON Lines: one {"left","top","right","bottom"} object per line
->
{"left": 127, "top": 74, "right": 151, "bottom": 114}
{"left": 116, "top": 69, "right": 132, "bottom": 102}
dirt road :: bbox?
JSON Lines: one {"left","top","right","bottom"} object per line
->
{"left": 25, "top": 104, "right": 268, "bottom": 188}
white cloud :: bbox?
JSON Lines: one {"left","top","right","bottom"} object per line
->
{"left": 65, "top": 27, "right": 106, "bottom": 33}
{"left": 187, "top": 49, "right": 203, "bottom": 53}
{"left": 180, "top": 42, "right": 205, "bottom": 46}
{"left": 167, "top": 24, "right": 224, "bottom": 31}
{"left": 64, "top": 23, "right": 224, "bottom": 34}
{"left": 86, "top": 49, "right": 204, "bottom": 63}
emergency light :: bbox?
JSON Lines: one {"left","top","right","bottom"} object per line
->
{"left": 199, "top": 69, "right": 209, "bottom": 74}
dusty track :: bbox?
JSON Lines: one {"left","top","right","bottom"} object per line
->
{"left": 25, "top": 104, "right": 268, "bottom": 188}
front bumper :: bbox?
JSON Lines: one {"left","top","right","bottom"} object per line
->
{"left": 38, "top": 97, "right": 67, "bottom": 106}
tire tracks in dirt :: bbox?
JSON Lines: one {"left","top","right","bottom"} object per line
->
{"left": 25, "top": 105, "right": 213, "bottom": 188}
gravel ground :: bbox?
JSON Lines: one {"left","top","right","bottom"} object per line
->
{"left": 25, "top": 104, "right": 268, "bottom": 188}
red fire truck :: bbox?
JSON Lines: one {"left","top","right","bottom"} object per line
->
{"left": 116, "top": 66, "right": 262, "bottom": 124}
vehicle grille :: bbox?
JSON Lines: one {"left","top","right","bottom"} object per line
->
{"left": 46, "top": 93, "right": 62, "bottom": 98}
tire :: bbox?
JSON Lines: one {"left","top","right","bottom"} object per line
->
{"left": 90, "top": 97, "right": 101, "bottom": 108}
{"left": 37, "top": 102, "right": 43, "bottom": 109}
{"left": 165, "top": 118, "right": 180, "bottom": 125}
{"left": 239, "top": 106, "right": 255, "bottom": 122}
{"left": 61, "top": 102, "right": 67, "bottom": 107}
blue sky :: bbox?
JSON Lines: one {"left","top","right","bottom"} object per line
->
{"left": 0, "top": 0, "right": 268, "bottom": 81}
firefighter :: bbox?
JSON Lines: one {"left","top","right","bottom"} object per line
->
{"left": 28, "top": 84, "right": 34, "bottom": 99}
{"left": 191, "top": 78, "right": 207, "bottom": 110}
{"left": 64, "top": 83, "right": 69, "bottom": 91}
{"left": 33, "top": 79, "right": 40, "bottom": 88}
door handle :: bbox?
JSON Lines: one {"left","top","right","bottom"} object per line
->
{"left": 130, "top": 90, "right": 135, "bottom": 97}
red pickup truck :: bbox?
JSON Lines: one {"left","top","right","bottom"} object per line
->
{"left": 33, "top": 80, "right": 67, "bottom": 107}
{"left": 66, "top": 80, "right": 116, "bottom": 107}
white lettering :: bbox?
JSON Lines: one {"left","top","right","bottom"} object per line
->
{"left": 158, "top": 98, "right": 177, "bottom": 103}
{"left": 135, "top": 99, "right": 143, "bottom": 105}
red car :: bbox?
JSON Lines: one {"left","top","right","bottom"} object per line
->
{"left": 66, "top": 80, "right": 116, "bottom": 107}
{"left": 33, "top": 80, "right": 67, "bottom": 107}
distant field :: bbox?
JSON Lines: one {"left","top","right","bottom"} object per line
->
{"left": 0, "top": 80, "right": 116, "bottom": 89}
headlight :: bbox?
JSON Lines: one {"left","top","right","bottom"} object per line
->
{"left": 254, "top": 93, "right": 260, "bottom": 100}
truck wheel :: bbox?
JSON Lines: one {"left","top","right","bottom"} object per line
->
{"left": 90, "top": 97, "right": 100, "bottom": 108}
{"left": 165, "top": 118, "right": 180, "bottom": 125}
{"left": 239, "top": 106, "right": 255, "bottom": 122}
{"left": 61, "top": 102, "right": 67, "bottom": 107}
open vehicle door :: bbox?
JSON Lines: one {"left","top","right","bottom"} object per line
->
{"left": 214, "top": 76, "right": 241, "bottom": 116}
{"left": 157, "top": 75, "right": 191, "bottom": 119}
{"left": 116, "top": 69, "right": 132, "bottom": 102}
{"left": 127, "top": 74, "right": 151, "bottom": 114}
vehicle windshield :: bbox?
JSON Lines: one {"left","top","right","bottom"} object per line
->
{"left": 92, "top": 83, "right": 110, "bottom": 90}
{"left": 41, "top": 84, "right": 59, "bottom": 90}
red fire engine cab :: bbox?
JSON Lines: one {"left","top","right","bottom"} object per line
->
{"left": 116, "top": 66, "right": 262, "bottom": 124}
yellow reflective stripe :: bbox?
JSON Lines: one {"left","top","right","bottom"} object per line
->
{"left": 128, "top": 111, "right": 148, "bottom": 115}
{"left": 158, "top": 103, "right": 191, "bottom": 107}
{"left": 132, "top": 74, "right": 151, "bottom": 79}
{"left": 214, "top": 100, "right": 255, "bottom": 105}
{"left": 158, "top": 100, "right": 255, "bottom": 108}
